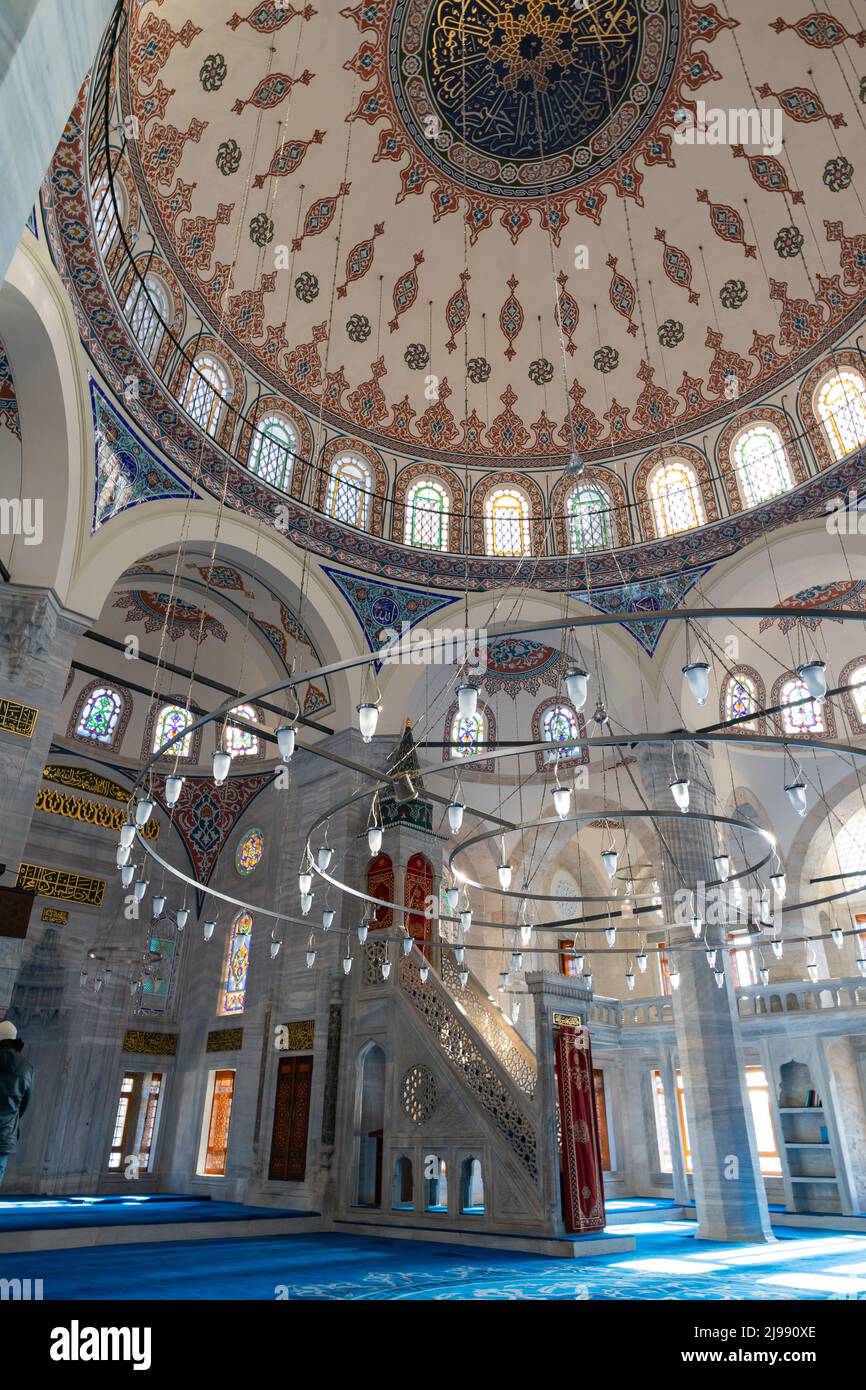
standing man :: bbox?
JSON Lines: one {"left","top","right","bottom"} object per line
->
{"left": 0, "top": 1021, "right": 33, "bottom": 1187}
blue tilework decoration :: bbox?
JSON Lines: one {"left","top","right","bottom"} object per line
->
{"left": 26, "top": 205, "right": 38, "bottom": 238}
{"left": 574, "top": 567, "right": 713, "bottom": 656}
{"left": 90, "top": 379, "right": 195, "bottom": 533}
{"left": 322, "top": 566, "right": 460, "bottom": 669}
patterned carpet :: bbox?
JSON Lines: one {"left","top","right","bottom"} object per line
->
{"left": 2, "top": 1216, "right": 866, "bottom": 1300}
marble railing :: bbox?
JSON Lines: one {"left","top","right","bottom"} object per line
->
{"left": 439, "top": 951, "right": 538, "bottom": 1097}
{"left": 598, "top": 977, "right": 866, "bottom": 1030}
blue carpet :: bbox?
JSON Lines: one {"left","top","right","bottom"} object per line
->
{"left": 2, "top": 1221, "right": 866, "bottom": 1300}
{"left": 0, "top": 1195, "right": 314, "bottom": 1233}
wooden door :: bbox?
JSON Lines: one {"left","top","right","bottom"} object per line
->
{"left": 268, "top": 1055, "right": 313, "bottom": 1181}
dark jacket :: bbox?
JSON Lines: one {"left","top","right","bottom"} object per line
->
{"left": 0, "top": 1038, "right": 34, "bottom": 1154}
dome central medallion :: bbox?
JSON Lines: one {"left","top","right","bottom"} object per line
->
{"left": 389, "top": 0, "right": 680, "bottom": 198}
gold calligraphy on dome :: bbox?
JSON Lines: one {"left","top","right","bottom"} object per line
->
{"left": 34, "top": 787, "right": 159, "bottom": 839}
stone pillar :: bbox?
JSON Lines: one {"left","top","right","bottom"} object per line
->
{"left": 0, "top": 0, "right": 116, "bottom": 282}
{"left": 0, "top": 584, "right": 87, "bottom": 1012}
{"left": 636, "top": 739, "right": 772, "bottom": 1242}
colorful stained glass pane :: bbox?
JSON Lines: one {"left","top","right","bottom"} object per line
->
{"left": 451, "top": 711, "right": 483, "bottom": 757}
{"left": 77, "top": 687, "right": 123, "bottom": 744}
{"left": 154, "top": 704, "right": 193, "bottom": 757}
{"left": 569, "top": 485, "right": 611, "bottom": 551}
{"left": 225, "top": 704, "right": 260, "bottom": 757}
{"left": 781, "top": 679, "right": 824, "bottom": 734}
{"left": 543, "top": 703, "right": 579, "bottom": 759}
{"left": 236, "top": 828, "right": 264, "bottom": 876}
{"left": 220, "top": 911, "right": 252, "bottom": 1015}
{"left": 725, "top": 675, "right": 758, "bottom": 730}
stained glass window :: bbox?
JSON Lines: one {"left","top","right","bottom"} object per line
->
{"left": 91, "top": 175, "right": 126, "bottom": 254}
{"left": 649, "top": 462, "right": 704, "bottom": 536}
{"left": 450, "top": 710, "right": 484, "bottom": 758}
{"left": 220, "top": 911, "right": 252, "bottom": 1016}
{"left": 485, "top": 488, "right": 530, "bottom": 556}
{"left": 733, "top": 424, "right": 793, "bottom": 507}
{"left": 327, "top": 453, "right": 371, "bottom": 528}
{"left": 405, "top": 479, "right": 448, "bottom": 550}
{"left": 249, "top": 413, "right": 296, "bottom": 491}
{"left": 568, "top": 484, "right": 612, "bottom": 551}
{"left": 849, "top": 662, "right": 866, "bottom": 725}
{"left": 125, "top": 275, "right": 169, "bottom": 361}
{"left": 816, "top": 370, "right": 866, "bottom": 461}
{"left": 542, "top": 703, "right": 580, "bottom": 761}
{"left": 224, "top": 704, "right": 260, "bottom": 757}
{"left": 724, "top": 673, "right": 759, "bottom": 731}
{"left": 76, "top": 686, "right": 124, "bottom": 746}
{"left": 153, "top": 704, "right": 194, "bottom": 758}
{"left": 236, "top": 828, "right": 264, "bottom": 876}
{"left": 780, "top": 678, "right": 824, "bottom": 735}
{"left": 182, "top": 354, "right": 230, "bottom": 437}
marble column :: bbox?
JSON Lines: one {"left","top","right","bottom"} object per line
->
{"left": 636, "top": 739, "right": 773, "bottom": 1242}
{"left": 0, "top": 0, "right": 116, "bottom": 283}
{"left": 0, "top": 584, "right": 87, "bottom": 1013}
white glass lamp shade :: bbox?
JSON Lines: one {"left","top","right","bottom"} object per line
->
{"left": 401, "top": 934, "right": 414, "bottom": 956}
{"left": 445, "top": 886, "right": 460, "bottom": 913}
{"left": 298, "top": 870, "right": 313, "bottom": 895}
{"left": 456, "top": 683, "right": 478, "bottom": 720}
{"left": 669, "top": 966, "right": 681, "bottom": 991}
{"left": 116, "top": 845, "right": 131, "bottom": 869}
{"left": 604, "top": 926, "right": 616, "bottom": 948}
{"left": 807, "top": 962, "right": 820, "bottom": 983}
{"left": 165, "top": 775, "right": 184, "bottom": 807}
{"left": 357, "top": 922, "right": 368, "bottom": 944}
{"left": 669, "top": 778, "right": 690, "bottom": 812}
{"left": 625, "top": 968, "right": 635, "bottom": 992}
{"left": 713, "top": 854, "right": 730, "bottom": 882}
{"left": 831, "top": 926, "right": 844, "bottom": 950}
{"left": 797, "top": 659, "right": 827, "bottom": 702}
{"left": 357, "top": 702, "right": 379, "bottom": 743}
{"left": 317, "top": 846, "right": 333, "bottom": 872}
{"left": 135, "top": 798, "right": 154, "bottom": 828}
{"left": 212, "top": 750, "right": 231, "bottom": 786}
{"left": 152, "top": 894, "right": 166, "bottom": 917}
{"left": 342, "top": 954, "right": 353, "bottom": 975}
{"left": 367, "top": 824, "right": 383, "bottom": 855}
{"left": 690, "top": 913, "right": 703, "bottom": 939}
{"left": 573, "top": 952, "right": 585, "bottom": 976}
{"left": 770, "top": 872, "right": 786, "bottom": 900}
{"left": 758, "top": 966, "right": 770, "bottom": 987}
{"left": 564, "top": 668, "right": 589, "bottom": 711}
{"left": 771, "top": 937, "right": 784, "bottom": 960}
{"left": 636, "top": 949, "right": 648, "bottom": 973}
{"left": 683, "top": 661, "right": 711, "bottom": 705}
{"left": 512, "top": 1001, "right": 521, "bottom": 1024}
{"left": 785, "top": 781, "right": 808, "bottom": 817}
{"left": 582, "top": 971, "right": 594, "bottom": 991}
{"left": 714, "top": 969, "right": 725, "bottom": 990}
{"left": 460, "top": 909, "right": 473, "bottom": 933}
{"left": 381, "top": 961, "right": 392, "bottom": 981}
{"left": 512, "top": 950, "right": 524, "bottom": 973}
{"left": 121, "top": 864, "right": 136, "bottom": 889}
{"left": 419, "top": 964, "right": 430, "bottom": 983}
{"left": 203, "top": 920, "right": 216, "bottom": 941}
{"left": 306, "top": 949, "right": 317, "bottom": 969}
{"left": 276, "top": 725, "right": 296, "bottom": 762}
{"left": 174, "top": 907, "right": 188, "bottom": 930}
{"left": 120, "top": 822, "right": 136, "bottom": 849}
{"left": 133, "top": 879, "right": 148, "bottom": 903}
{"left": 322, "top": 908, "right": 335, "bottom": 931}
{"left": 498, "top": 970, "right": 509, "bottom": 991}
{"left": 300, "top": 893, "right": 313, "bottom": 916}
{"left": 601, "top": 848, "right": 618, "bottom": 879}
{"left": 553, "top": 784, "right": 571, "bottom": 819}
{"left": 518, "top": 922, "right": 532, "bottom": 946}
{"left": 497, "top": 862, "right": 513, "bottom": 890}
{"left": 447, "top": 801, "right": 465, "bottom": 834}
{"left": 270, "top": 940, "right": 282, "bottom": 960}
{"left": 454, "top": 945, "right": 465, "bottom": 965}
{"left": 705, "top": 947, "right": 718, "bottom": 969}
{"left": 458, "top": 968, "right": 469, "bottom": 987}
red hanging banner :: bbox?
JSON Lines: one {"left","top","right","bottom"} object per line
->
{"left": 555, "top": 1024, "right": 606, "bottom": 1233}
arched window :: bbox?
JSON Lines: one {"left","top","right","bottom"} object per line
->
{"left": 461, "top": 1157, "right": 485, "bottom": 1214}
{"left": 450, "top": 709, "right": 484, "bottom": 758}
{"left": 75, "top": 685, "right": 125, "bottom": 746}
{"left": 723, "top": 673, "right": 760, "bottom": 731}
{"left": 91, "top": 175, "right": 126, "bottom": 254}
{"left": 832, "top": 807, "right": 866, "bottom": 891}
{"left": 326, "top": 453, "right": 371, "bottom": 528}
{"left": 425, "top": 1155, "right": 448, "bottom": 1212}
{"left": 124, "top": 275, "right": 169, "bottom": 361}
{"left": 568, "top": 483, "right": 612, "bottom": 552}
{"left": 542, "top": 702, "right": 581, "bottom": 762}
{"left": 779, "top": 678, "right": 824, "bottom": 736}
{"left": 219, "top": 910, "right": 252, "bottom": 1016}
{"left": 356, "top": 1044, "right": 385, "bottom": 1207}
{"left": 649, "top": 461, "right": 705, "bottom": 536}
{"left": 816, "top": 370, "right": 866, "bottom": 461}
{"left": 732, "top": 424, "right": 793, "bottom": 507}
{"left": 153, "top": 704, "right": 194, "bottom": 759}
{"left": 405, "top": 478, "right": 448, "bottom": 550}
{"left": 847, "top": 661, "right": 866, "bottom": 726}
{"left": 249, "top": 413, "right": 297, "bottom": 491}
{"left": 485, "top": 487, "right": 530, "bottom": 556}
{"left": 392, "top": 1156, "right": 414, "bottom": 1210}
{"left": 182, "top": 354, "right": 230, "bottom": 437}
{"left": 367, "top": 852, "right": 394, "bottom": 930}
{"left": 223, "top": 704, "right": 260, "bottom": 758}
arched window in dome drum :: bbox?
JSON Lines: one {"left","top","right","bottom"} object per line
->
{"left": 568, "top": 483, "right": 612, "bottom": 552}
{"left": 732, "top": 424, "right": 793, "bottom": 507}
{"left": 649, "top": 461, "right": 705, "bottom": 536}
{"left": 723, "top": 673, "right": 759, "bottom": 731}
{"left": 223, "top": 704, "right": 260, "bottom": 758}
{"left": 125, "top": 275, "right": 169, "bottom": 362}
{"left": 405, "top": 479, "right": 448, "bottom": 550}
{"left": 153, "top": 704, "right": 194, "bottom": 759}
{"left": 327, "top": 453, "right": 372, "bottom": 529}
{"left": 450, "top": 709, "right": 484, "bottom": 758}
{"left": 848, "top": 662, "right": 866, "bottom": 726}
{"left": 182, "top": 354, "right": 230, "bottom": 438}
{"left": 816, "top": 370, "right": 866, "bottom": 461}
{"left": 542, "top": 703, "right": 580, "bottom": 761}
{"left": 485, "top": 487, "right": 530, "bottom": 556}
{"left": 779, "top": 678, "right": 824, "bottom": 735}
{"left": 75, "top": 686, "right": 125, "bottom": 747}
{"left": 249, "top": 413, "right": 297, "bottom": 491}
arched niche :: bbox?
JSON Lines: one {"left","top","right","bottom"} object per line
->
{"left": 355, "top": 1042, "right": 385, "bottom": 1208}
